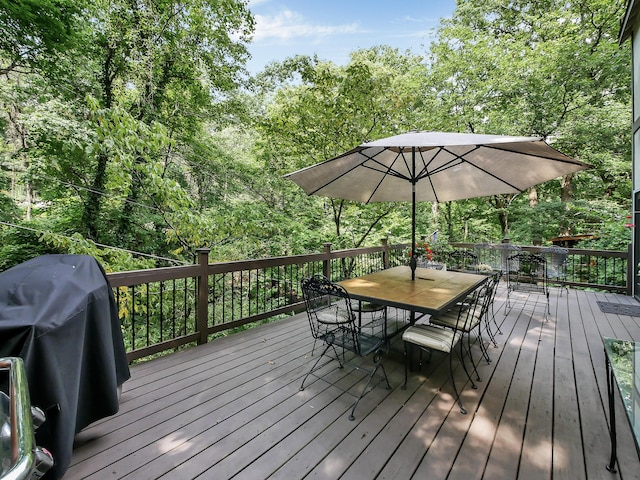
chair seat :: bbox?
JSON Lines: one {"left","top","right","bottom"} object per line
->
{"left": 430, "top": 308, "right": 482, "bottom": 332}
{"left": 339, "top": 331, "right": 386, "bottom": 356}
{"left": 402, "top": 325, "right": 461, "bottom": 353}
{"left": 315, "top": 305, "right": 354, "bottom": 325}
{"left": 355, "top": 302, "right": 385, "bottom": 313}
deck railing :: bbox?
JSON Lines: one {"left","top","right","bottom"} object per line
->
{"left": 451, "top": 242, "right": 630, "bottom": 294}
{"left": 106, "top": 241, "right": 629, "bottom": 362}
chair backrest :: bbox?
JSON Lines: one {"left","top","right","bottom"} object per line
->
{"left": 540, "top": 246, "right": 568, "bottom": 279}
{"left": 473, "top": 243, "right": 493, "bottom": 268}
{"left": 301, "top": 275, "right": 359, "bottom": 351}
{"left": 507, "top": 252, "right": 546, "bottom": 278}
{"left": 457, "top": 280, "right": 489, "bottom": 331}
{"left": 447, "top": 250, "right": 479, "bottom": 272}
{"left": 488, "top": 243, "right": 522, "bottom": 272}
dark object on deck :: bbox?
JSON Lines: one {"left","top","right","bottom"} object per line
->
{"left": 0, "top": 255, "right": 130, "bottom": 480}
{"left": 597, "top": 301, "right": 640, "bottom": 317}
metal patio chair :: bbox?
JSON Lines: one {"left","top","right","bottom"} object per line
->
{"left": 506, "top": 252, "right": 550, "bottom": 318}
{"left": 402, "top": 281, "right": 488, "bottom": 414}
{"left": 447, "top": 250, "right": 479, "bottom": 272}
{"left": 299, "top": 275, "right": 390, "bottom": 420}
{"left": 541, "top": 245, "right": 569, "bottom": 296}
{"left": 430, "top": 277, "right": 494, "bottom": 365}
{"left": 490, "top": 243, "right": 522, "bottom": 273}
{"left": 482, "top": 271, "right": 504, "bottom": 346}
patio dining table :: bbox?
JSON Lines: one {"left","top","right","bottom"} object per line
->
{"left": 339, "top": 265, "right": 488, "bottom": 322}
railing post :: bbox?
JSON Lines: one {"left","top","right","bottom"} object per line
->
{"left": 501, "top": 237, "right": 511, "bottom": 273}
{"left": 627, "top": 243, "right": 633, "bottom": 296}
{"left": 196, "top": 248, "right": 210, "bottom": 345}
{"left": 382, "top": 237, "right": 390, "bottom": 270}
{"left": 323, "top": 243, "right": 332, "bottom": 280}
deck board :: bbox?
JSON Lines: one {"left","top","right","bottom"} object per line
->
{"left": 479, "top": 291, "right": 542, "bottom": 480}
{"left": 65, "top": 284, "right": 640, "bottom": 479}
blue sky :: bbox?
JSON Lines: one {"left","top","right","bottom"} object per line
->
{"left": 245, "top": 0, "right": 457, "bottom": 74}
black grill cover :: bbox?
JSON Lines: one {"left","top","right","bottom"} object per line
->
{"left": 0, "top": 255, "right": 130, "bottom": 479}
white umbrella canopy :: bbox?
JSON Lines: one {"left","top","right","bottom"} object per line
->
{"left": 285, "top": 131, "right": 590, "bottom": 203}
{"left": 285, "top": 131, "right": 591, "bottom": 279}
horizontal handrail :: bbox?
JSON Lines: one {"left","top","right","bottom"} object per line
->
{"left": 451, "top": 242, "right": 629, "bottom": 294}
{"left": 106, "top": 241, "right": 629, "bottom": 362}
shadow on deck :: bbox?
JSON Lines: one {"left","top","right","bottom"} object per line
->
{"left": 66, "top": 285, "right": 640, "bottom": 479}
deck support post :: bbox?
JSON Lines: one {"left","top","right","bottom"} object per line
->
{"left": 196, "top": 248, "right": 210, "bottom": 345}
{"left": 323, "top": 243, "right": 332, "bottom": 280}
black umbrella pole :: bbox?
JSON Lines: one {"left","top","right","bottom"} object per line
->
{"left": 411, "top": 188, "right": 416, "bottom": 280}
{"left": 411, "top": 148, "right": 416, "bottom": 280}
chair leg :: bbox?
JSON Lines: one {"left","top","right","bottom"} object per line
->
{"left": 465, "top": 332, "right": 483, "bottom": 380}
{"left": 491, "top": 301, "right": 503, "bottom": 337}
{"left": 402, "top": 342, "right": 409, "bottom": 390}
{"left": 543, "top": 290, "right": 550, "bottom": 321}
{"left": 300, "top": 341, "right": 342, "bottom": 391}
{"left": 478, "top": 296, "right": 502, "bottom": 348}
{"left": 349, "top": 349, "right": 389, "bottom": 421}
{"left": 449, "top": 349, "right": 466, "bottom": 414}
{"left": 475, "top": 325, "right": 491, "bottom": 364}
{"left": 459, "top": 339, "right": 478, "bottom": 389}
{"left": 484, "top": 312, "right": 499, "bottom": 348}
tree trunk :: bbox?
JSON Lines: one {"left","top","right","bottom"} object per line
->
{"left": 81, "top": 152, "right": 108, "bottom": 240}
{"left": 83, "top": 44, "right": 118, "bottom": 241}
{"left": 490, "top": 194, "right": 511, "bottom": 237}
{"left": 528, "top": 186, "right": 538, "bottom": 208}
{"left": 7, "top": 105, "right": 32, "bottom": 219}
{"left": 444, "top": 202, "right": 453, "bottom": 240}
{"left": 561, "top": 173, "right": 573, "bottom": 202}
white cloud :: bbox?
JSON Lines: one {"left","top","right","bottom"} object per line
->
{"left": 252, "top": 9, "right": 361, "bottom": 43}
{"left": 401, "top": 15, "right": 442, "bottom": 24}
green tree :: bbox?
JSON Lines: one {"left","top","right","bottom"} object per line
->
{"left": 0, "top": 0, "right": 88, "bottom": 74}
{"left": 0, "top": 0, "right": 257, "bottom": 268}
{"left": 255, "top": 48, "right": 430, "bottom": 251}
{"left": 425, "top": 0, "right": 631, "bottom": 239}
{"left": 75, "top": 0, "right": 254, "bottom": 246}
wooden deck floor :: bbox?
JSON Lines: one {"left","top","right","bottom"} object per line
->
{"left": 66, "top": 285, "right": 640, "bottom": 479}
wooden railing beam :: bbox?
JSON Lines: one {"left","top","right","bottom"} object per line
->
{"left": 107, "top": 240, "right": 630, "bottom": 362}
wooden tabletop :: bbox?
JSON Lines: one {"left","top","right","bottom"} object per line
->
{"left": 339, "top": 266, "right": 488, "bottom": 315}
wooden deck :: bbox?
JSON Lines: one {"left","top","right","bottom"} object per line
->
{"left": 66, "top": 285, "right": 640, "bottom": 479}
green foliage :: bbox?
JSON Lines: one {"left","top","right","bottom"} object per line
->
{"left": 255, "top": 48, "right": 431, "bottom": 252}
{"left": 507, "top": 198, "right": 632, "bottom": 249}
{"left": 0, "top": 169, "right": 19, "bottom": 221}
{"left": 0, "top": 0, "right": 89, "bottom": 73}
{"left": 0, "top": 221, "right": 61, "bottom": 270}
{"left": 0, "top": 0, "right": 633, "bottom": 275}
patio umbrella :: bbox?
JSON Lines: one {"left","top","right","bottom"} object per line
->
{"left": 285, "top": 131, "right": 591, "bottom": 279}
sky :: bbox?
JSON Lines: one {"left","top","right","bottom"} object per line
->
{"left": 245, "top": 0, "right": 457, "bottom": 74}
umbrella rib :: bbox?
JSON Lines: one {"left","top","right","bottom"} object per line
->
{"left": 415, "top": 148, "right": 441, "bottom": 203}
{"left": 481, "top": 144, "right": 582, "bottom": 165}
{"left": 450, "top": 146, "right": 524, "bottom": 191}
{"left": 303, "top": 148, "right": 411, "bottom": 198}
{"left": 419, "top": 145, "right": 524, "bottom": 193}
{"left": 414, "top": 146, "right": 464, "bottom": 180}
{"left": 362, "top": 151, "right": 408, "bottom": 203}
{"left": 361, "top": 150, "right": 413, "bottom": 181}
